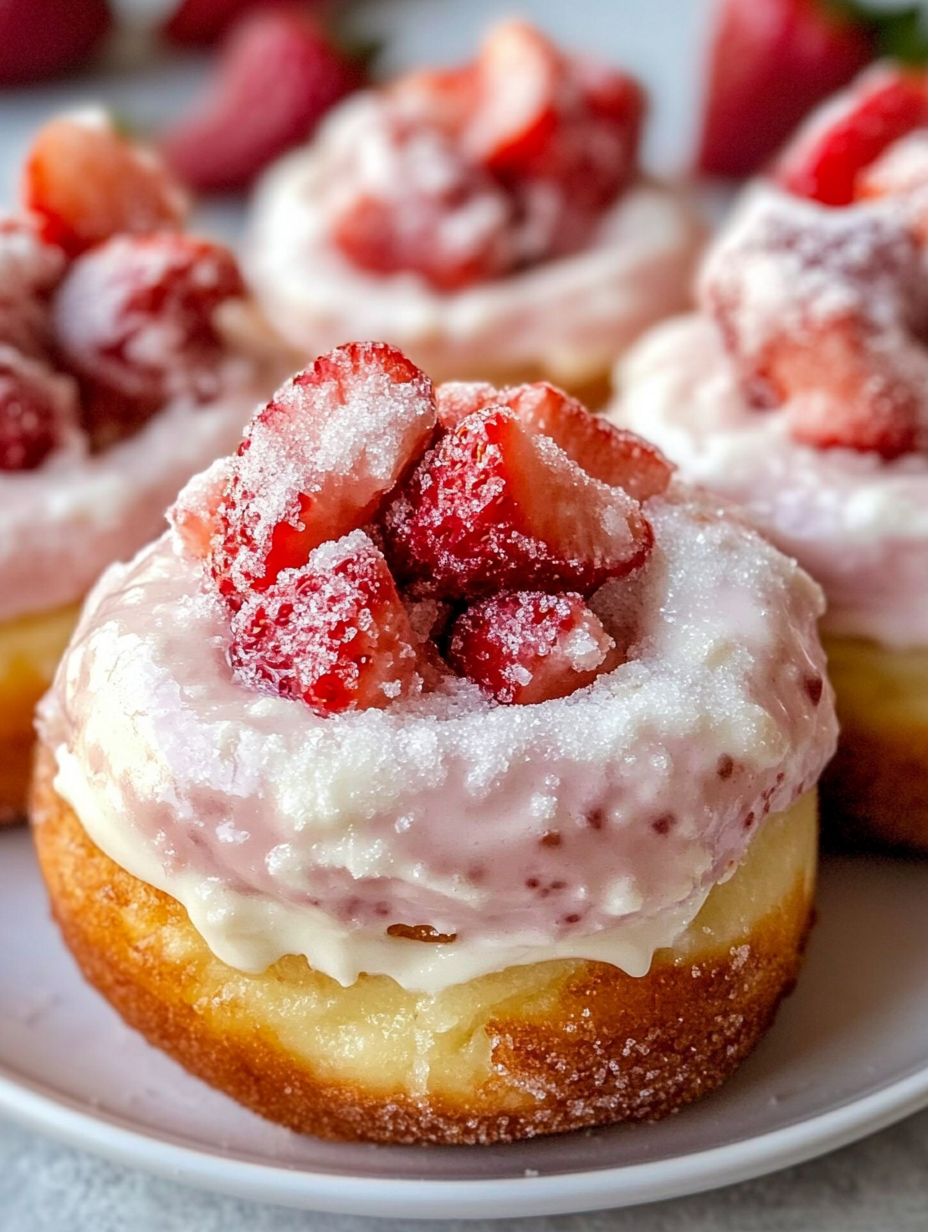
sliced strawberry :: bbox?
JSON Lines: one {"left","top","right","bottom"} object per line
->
{"left": 158, "top": 7, "right": 365, "bottom": 193}
{"left": 23, "top": 114, "right": 187, "bottom": 258}
{"left": 775, "top": 66, "right": 928, "bottom": 206}
{"left": 168, "top": 457, "right": 234, "bottom": 559}
{"left": 697, "top": 0, "right": 874, "bottom": 179}
{"left": 229, "top": 529, "right": 420, "bottom": 715}
{"left": 700, "top": 192, "right": 928, "bottom": 459}
{"left": 463, "top": 21, "right": 561, "bottom": 173}
{"left": 447, "top": 590, "right": 621, "bottom": 705}
{"left": 211, "top": 342, "right": 436, "bottom": 605}
{"left": 53, "top": 233, "right": 245, "bottom": 442}
{"left": 0, "top": 0, "right": 111, "bottom": 86}
{"left": 0, "top": 350, "right": 77, "bottom": 472}
{"left": 436, "top": 380, "right": 673, "bottom": 500}
{"left": 382, "top": 406, "right": 652, "bottom": 601}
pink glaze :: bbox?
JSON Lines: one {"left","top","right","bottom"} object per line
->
{"left": 39, "top": 484, "right": 836, "bottom": 992}
{"left": 246, "top": 92, "right": 704, "bottom": 386}
{"left": 611, "top": 313, "right": 928, "bottom": 647}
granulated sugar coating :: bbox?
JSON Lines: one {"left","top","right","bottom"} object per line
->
{"left": 698, "top": 185, "right": 928, "bottom": 458}
{"left": 211, "top": 341, "right": 436, "bottom": 600}
{"left": 40, "top": 484, "right": 837, "bottom": 992}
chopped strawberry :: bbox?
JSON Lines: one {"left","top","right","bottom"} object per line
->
{"left": 775, "top": 66, "right": 928, "bottom": 206}
{"left": 0, "top": 217, "right": 66, "bottom": 360}
{"left": 463, "top": 20, "right": 561, "bottom": 174}
{"left": 168, "top": 457, "right": 233, "bottom": 558}
{"left": 228, "top": 529, "right": 420, "bottom": 715}
{"left": 436, "top": 380, "right": 673, "bottom": 500}
{"left": 700, "top": 191, "right": 928, "bottom": 458}
{"left": 0, "top": 0, "right": 111, "bottom": 86}
{"left": 53, "top": 233, "right": 246, "bottom": 442}
{"left": 447, "top": 590, "right": 621, "bottom": 705}
{"left": 697, "top": 0, "right": 874, "bottom": 179}
{"left": 0, "top": 350, "right": 77, "bottom": 472}
{"left": 158, "top": 7, "right": 365, "bottom": 193}
{"left": 211, "top": 342, "right": 436, "bottom": 605}
{"left": 381, "top": 405, "right": 652, "bottom": 601}
{"left": 23, "top": 114, "right": 187, "bottom": 259}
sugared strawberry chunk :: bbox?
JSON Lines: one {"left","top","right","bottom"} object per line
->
{"left": 775, "top": 66, "right": 928, "bottom": 207}
{"left": 211, "top": 342, "right": 437, "bottom": 605}
{"left": 0, "top": 216, "right": 66, "bottom": 359}
{"left": 700, "top": 191, "right": 928, "bottom": 458}
{"left": 53, "top": 233, "right": 246, "bottom": 441}
{"left": 0, "top": 348, "right": 78, "bottom": 471}
{"left": 228, "top": 529, "right": 420, "bottom": 715}
{"left": 168, "top": 456, "right": 233, "bottom": 559}
{"left": 23, "top": 113, "right": 187, "bottom": 258}
{"left": 856, "top": 129, "right": 928, "bottom": 244}
{"left": 382, "top": 405, "right": 652, "bottom": 600}
{"left": 436, "top": 380, "right": 673, "bottom": 500}
{"left": 448, "top": 590, "right": 621, "bottom": 705}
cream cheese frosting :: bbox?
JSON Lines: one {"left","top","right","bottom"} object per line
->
{"left": 610, "top": 314, "right": 928, "bottom": 648}
{"left": 245, "top": 94, "right": 704, "bottom": 387}
{"left": 0, "top": 356, "right": 274, "bottom": 624}
{"left": 39, "top": 484, "right": 837, "bottom": 993}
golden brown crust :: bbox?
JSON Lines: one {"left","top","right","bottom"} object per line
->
{"left": 0, "top": 604, "right": 80, "bottom": 825}
{"left": 820, "top": 635, "right": 928, "bottom": 854}
{"left": 31, "top": 745, "right": 814, "bottom": 1145}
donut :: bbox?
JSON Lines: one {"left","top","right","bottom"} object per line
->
{"left": 0, "top": 111, "right": 285, "bottom": 822}
{"left": 611, "top": 98, "right": 928, "bottom": 852}
{"left": 34, "top": 344, "right": 837, "bottom": 1142}
{"left": 245, "top": 21, "right": 703, "bottom": 399}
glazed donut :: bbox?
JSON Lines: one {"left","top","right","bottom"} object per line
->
{"left": 34, "top": 347, "right": 836, "bottom": 1142}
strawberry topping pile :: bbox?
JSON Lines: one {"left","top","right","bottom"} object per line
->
{"left": 180, "top": 341, "right": 671, "bottom": 716}
{"left": 0, "top": 112, "right": 248, "bottom": 465}
{"left": 699, "top": 189, "right": 928, "bottom": 459}
{"left": 329, "top": 21, "right": 644, "bottom": 291}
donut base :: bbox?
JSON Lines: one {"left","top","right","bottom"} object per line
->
{"left": 0, "top": 604, "right": 79, "bottom": 825}
{"left": 821, "top": 635, "right": 928, "bottom": 854}
{"left": 31, "top": 746, "right": 816, "bottom": 1145}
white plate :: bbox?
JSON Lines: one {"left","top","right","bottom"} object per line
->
{"left": 4, "top": 827, "right": 928, "bottom": 1219}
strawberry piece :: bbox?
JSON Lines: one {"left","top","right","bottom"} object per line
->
{"left": 0, "top": 0, "right": 111, "bottom": 86}
{"left": 0, "top": 217, "right": 66, "bottom": 360}
{"left": 382, "top": 406, "right": 652, "bottom": 601}
{"left": 775, "top": 66, "right": 928, "bottom": 206}
{"left": 228, "top": 529, "right": 419, "bottom": 715}
{"left": 53, "top": 233, "right": 246, "bottom": 441}
{"left": 168, "top": 457, "right": 233, "bottom": 559}
{"left": 463, "top": 20, "right": 561, "bottom": 174}
{"left": 0, "top": 350, "right": 78, "bottom": 472}
{"left": 696, "top": 0, "right": 874, "bottom": 179}
{"left": 158, "top": 7, "right": 365, "bottom": 193}
{"left": 699, "top": 191, "right": 928, "bottom": 459}
{"left": 854, "top": 129, "right": 928, "bottom": 244}
{"left": 211, "top": 342, "right": 436, "bottom": 605}
{"left": 447, "top": 590, "right": 621, "bottom": 705}
{"left": 436, "top": 380, "right": 673, "bottom": 501}
{"left": 23, "top": 114, "right": 186, "bottom": 258}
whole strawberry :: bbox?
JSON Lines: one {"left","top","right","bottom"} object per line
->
{"left": 697, "top": 0, "right": 874, "bottom": 177}
{"left": 158, "top": 4, "right": 366, "bottom": 192}
{"left": 0, "top": 0, "right": 111, "bottom": 86}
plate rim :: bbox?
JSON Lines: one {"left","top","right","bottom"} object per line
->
{"left": 3, "top": 1059, "right": 928, "bottom": 1218}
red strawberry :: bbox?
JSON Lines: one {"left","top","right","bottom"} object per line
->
{"left": 211, "top": 342, "right": 436, "bottom": 605}
{"left": 23, "top": 114, "right": 187, "bottom": 259}
{"left": 158, "top": 7, "right": 365, "bottom": 193}
{"left": 229, "top": 529, "right": 419, "bottom": 715}
{"left": 0, "top": 351, "right": 77, "bottom": 472}
{"left": 700, "top": 193, "right": 927, "bottom": 458}
{"left": 775, "top": 66, "right": 928, "bottom": 205}
{"left": 53, "top": 233, "right": 246, "bottom": 441}
{"left": 382, "top": 406, "right": 652, "bottom": 601}
{"left": 447, "top": 590, "right": 621, "bottom": 705}
{"left": 696, "top": 0, "right": 874, "bottom": 178}
{"left": 164, "top": 0, "right": 272, "bottom": 47}
{"left": 436, "top": 380, "right": 673, "bottom": 501}
{"left": 463, "top": 20, "right": 561, "bottom": 174}
{"left": 0, "top": 0, "right": 111, "bottom": 86}
{"left": 0, "top": 217, "right": 66, "bottom": 361}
